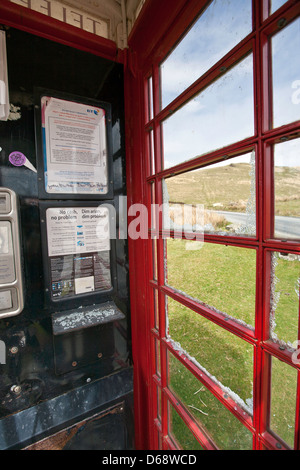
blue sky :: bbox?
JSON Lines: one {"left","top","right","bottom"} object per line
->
{"left": 162, "top": 54, "right": 254, "bottom": 169}
{"left": 160, "top": 0, "right": 299, "bottom": 170}
{"left": 271, "top": 0, "right": 288, "bottom": 14}
{"left": 160, "top": 0, "right": 252, "bottom": 109}
{"left": 272, "top": 17, "right": 300, "bottom": 128}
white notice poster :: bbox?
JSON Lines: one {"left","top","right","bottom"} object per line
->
{"left": 46, "top": 206, "right": 112, "bottom": 299}
{"left": 46, "top": 206, "right": 110, "bottom": 257}
{"left": 42, "top": 96, "right": 108, "bottom": 194}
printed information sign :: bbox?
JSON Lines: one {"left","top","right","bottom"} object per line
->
{"left": 41, "top": 96, "right": 108, "bottom": 195}
{"left": 46, "top": 206, "right": 111, "bottom": 299}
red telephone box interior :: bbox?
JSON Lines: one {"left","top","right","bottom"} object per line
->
{"left": 0, "top": 0, "right": 300, "bottom": 451}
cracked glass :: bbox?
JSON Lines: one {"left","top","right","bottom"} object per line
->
{"left": 269, "top": 251, "right": 300, "bottom": 349}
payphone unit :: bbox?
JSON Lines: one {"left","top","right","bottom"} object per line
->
{"left": 0, "top": 187, "right": 24, "bottom": 318}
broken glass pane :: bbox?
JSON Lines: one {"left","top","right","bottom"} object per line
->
{"left": 163, "top": 151, "right": 256, "bottom": 237}
{"left": 167, "top": 297, "right": 254, "bottom": 414}
{"left": 162, "top": 54, "right": 254, "bottom": 169}
{"left": 168, "top": 352, "right": 253, "bottom": 450}
{"left": 271, "top": 17, "right": 300, "bottom": 128}
{"left": 269, "top": 252, "right": 300, "bottom": 349}
{"left": 274, "top": 138, "right": 300, "bottom": 241}
{"left": 165, "top": 240, "right": 256, "bottom": 328}
{"left": 270, "top": 356, "right": 297, "bottom": 448}
{"left": 160, "top": 0, "right": 252, "bottom": 109}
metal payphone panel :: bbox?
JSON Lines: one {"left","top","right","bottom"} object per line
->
{"left": 0, "top": 187, "right": 24, "bottom": 317}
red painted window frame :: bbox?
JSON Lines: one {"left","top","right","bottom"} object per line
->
{"left": 127, "top": 0, "right": 300, "bottom": 450}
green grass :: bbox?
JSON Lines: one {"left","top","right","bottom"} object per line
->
{"left": 165, "top": 162, "right": 300, "bottom": 217}
{"left": 167, "top": 298, "right": 253, "bottom": 406}
{"left": 270, "top": 356, "right": 298, "bottom": 449}
{"left": 166, "top": 163, "right": 253, "bottom": 211}
{"left": 274, "top": 166, "right": 300, "bottom": 217}
{"left": 168, "top": 354, "right": 253, "bottom": 450}
{"left": 165, "top": 241, "right": 300, "bottom": 449}
{"left": 166, "top": 240, "right": 256, "bottom": 327}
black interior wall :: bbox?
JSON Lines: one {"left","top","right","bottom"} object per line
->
{"left": 0, "top": 27, "right": 132, "bottom": 449}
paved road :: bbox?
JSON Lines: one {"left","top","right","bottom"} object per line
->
{"left": 215, "top": 211, "right": 300, "bottom": 240}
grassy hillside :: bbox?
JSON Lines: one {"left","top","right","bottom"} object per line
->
{"left": 164, "top": 162, "right": 300, "bottom": 217}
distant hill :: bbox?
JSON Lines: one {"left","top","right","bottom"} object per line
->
{"left": 165, "top": 162, "right": 300, "bottom": 217}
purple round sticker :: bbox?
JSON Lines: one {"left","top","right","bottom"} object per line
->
{"left": 9, "top": 151, "right": 26, "bottom": 167}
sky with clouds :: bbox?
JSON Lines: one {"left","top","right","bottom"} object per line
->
{"left": 159, "top": 0, "right": 300, "bottom": 170}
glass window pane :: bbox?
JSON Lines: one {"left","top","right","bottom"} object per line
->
{"left": 155, "top": 337, "right": 161, "bottom": 376}
{"left": 147, "top": 76, "right": 153, "bottom": 121}
{"left": 274, "top": 138, "right": 300, "bottom": 240}
{"left": 168, "top": 353, "right": 253, "bottom": 450}
{"left": 165, "top": 240, "right": 257, "bottom": 328}
{"left": 162, "top": 55, "right": 254, "bottom": 169}
{"left": 147, "top": 130, "right": 155, "bottom": 176}
{"left": 153, "top": 288, "right": 159, "bottom": 330}
{"left": 270, "top": 0, "right": 288, "bottom": 15}
{"left": 167, "top": 298, "right": 254, "bottom": 412}
{"left": 152, "top": 238, "right": 157, "bottom": 280}
{"left": 160, "top": 0, "right": 252, "bottom": 109}
{"left": 157, "top": 386, "right": 162, "bottom": 420}
{"left": 271, "top": 18, "right": 300, "bottom": 128}
{"left": 270, "top": 252, "right": 300, "bottom": 348}
{"left": 168, "top": 403, "right": 204, "bottom": 450}
{"left": 270, "top": 356, "right": 297, "bottom": 448}
{"left": 163, "top": 151, "right": 256, "bottom": 237}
